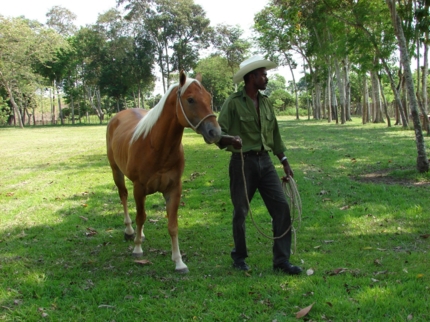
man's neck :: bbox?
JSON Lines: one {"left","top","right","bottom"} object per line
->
{"left": 244, "top": 84, "right": 259, "bottom": 100}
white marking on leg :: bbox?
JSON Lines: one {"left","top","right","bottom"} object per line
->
{"left": 133, "top": 224, "right": 145, "bottom": 256}
{"left": 123, "top": 206, "right": 134, "bottom": 236}
{"left": 171, "top": 235, "right": 188, "bottom": 272}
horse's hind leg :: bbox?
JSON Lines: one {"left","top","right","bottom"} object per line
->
{"left": 111, "top": 166, "right": 135, "bottom": 240}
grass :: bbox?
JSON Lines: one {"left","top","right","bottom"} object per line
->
{"left": 1, "top": 117, "right": 429, "bottom": 321}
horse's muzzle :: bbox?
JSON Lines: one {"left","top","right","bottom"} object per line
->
{"left": 199, "top": 121, "right": 222, "bottom": 144}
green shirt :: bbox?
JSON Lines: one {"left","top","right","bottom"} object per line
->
{"left": 217, "top": 89, "right": 286, "bottom": 155}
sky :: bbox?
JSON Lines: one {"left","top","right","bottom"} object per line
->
{"left": 2, "top": 0, "right": 299, "bottom": 82}
{"left": 2, "top": 0, "right": 268, "bottom": 33}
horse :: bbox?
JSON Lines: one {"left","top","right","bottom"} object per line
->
{"left": 106, "top": 71, "right": 222, "bottom": 273}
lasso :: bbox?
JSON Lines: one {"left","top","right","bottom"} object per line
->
{"left": 240, "top": 149, "right": 302, "bottom": 253}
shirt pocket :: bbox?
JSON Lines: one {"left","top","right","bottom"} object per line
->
{"left": 263, "top": 112, "right": 275, "bottom": 131}
{"left": 240, "top": 115, "right": 259, "bottom": 133}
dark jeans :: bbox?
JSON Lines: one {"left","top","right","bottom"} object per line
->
{"left": 229, "top": 152, "right": 292, "bottom": 266}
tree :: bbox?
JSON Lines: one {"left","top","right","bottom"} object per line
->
{"left": 120, "top": 0, "right": 212, "bottom": 92}
{"left": 266, "top": 74, "right": 287, "bottom": 96}
{"left": 387, "top": 0, "right": 429, "bottom": 173}
{"left": 212, "top": 24, "right": 251, "bottom": 81}
{"left": 46, "top": 6, "right": 77, "bottom": 37}
{"left": 194, "top": 55, "right": 233, "bottom": 110}
{"left": 0, "top": 16, "right": 67, "bottom": 128}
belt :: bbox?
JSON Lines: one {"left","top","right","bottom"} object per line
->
{"left": 233, "top": 150, "right": 268, "bottom": 157}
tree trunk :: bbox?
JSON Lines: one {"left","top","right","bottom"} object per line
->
{"left": 71, "top": 95, "right": 75, "bottom": 125}
{"left": 334, "top": 58, "right": 346, "bottom": 124}
{"left": 379, "top": 74, "right": 391, "bottom": 127}
{"left": 286, "top": 55, "right": 299, "bottom": 120}
{"left": 362, "top": 73, "right": 369, "bottom": 124}
{"left": 344, "top": 59, "right": 352, "bottom": 121}
{"left": 32, "top": 107, "right": 36, "bottom": 126}
{"left": 51, "top": 82, "right": 57, "bottom": 125}
{"left": 329, "top": 71, "right": 338, "bottom": 124}
{"left": 371, "top": 69, "right": 384, "bottom": 123}
{"left": 2, "top": 82, "right": 24, "bottom": 128}
{"left": 327, "top": 70, "right": 332, "bottom": 123}
{"left": 387, "top": 0, "right": 429, "bottom": 173}
{"left": 420, "top": 25, "right": 429, "bottom": 134}
{"left": 380, "top": 57, "right": 408, "bottom": 127}
{"left": 56, "top": 80, "right": 64, "bottom": 125}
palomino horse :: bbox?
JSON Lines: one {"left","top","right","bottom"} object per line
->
{"left": 106, "top": 71, "right": 221, "bottom": 273}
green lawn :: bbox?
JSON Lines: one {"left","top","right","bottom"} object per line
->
{"left": 1, "top": 118, "right": 429, "bottom": 321}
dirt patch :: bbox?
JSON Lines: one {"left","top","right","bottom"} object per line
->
{"left": 354, "top": 168, "right": 430, "bottom": 187}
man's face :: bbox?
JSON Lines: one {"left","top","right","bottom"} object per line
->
{"left": 252, "top": 68, "right": 269, "bottom": 90}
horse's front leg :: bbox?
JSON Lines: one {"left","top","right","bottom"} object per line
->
{"left": 164, "top": 187, "right": 188, "bottom": 273}
{"left": 132, "top": 182, "right": 146, "bottom": 256}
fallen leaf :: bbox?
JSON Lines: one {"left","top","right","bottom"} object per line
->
{"left": 374, "top": 270, "right": 388, "bottom": 275}
{"left": 296, "top": 302, "right": 315, "bottom": 318}
{"left": 373, "top": 259, "right": 382, "bottom": 266}
{"left": 134, "top": 259, "right": 152, "bottom": 266}
{"left": 80, "top": 216, "right": 88, "bottom": 221}
{"left": 420, "top": 234, "right": 430, "bottom": 239}
{"left": 318, "top": 190, "right": 328, "bottom": 195}
{"left": 81, "top": 204, "right": 88, "bottom": 207}
{"left": 85, "top": 227, "right": 97, "bottom": 237}
{"left": 371, "top": 278, "right": 379, "bottom": 282}
{"left": 326, "top": 302, "right": 333, "bottom": 307}
{"left": 330, "top": 268, "right": 347, "bottom": 275}
{"left": 362, "top": 247, "right": 373, "bottom": 250}
{"left": 149, "top": 219, "right": 159, "bottom": 223}
{"left": 417, "top": 274, "right": 424, "bottom": 278}
{"left": 6, "top": 192, "right": 14, "bottom": 197}
{"left": 306, "top": 268, "right": 314, "bottom": 276}
{"left": 340, "top": 205, "right": 350, "bottom": 210}
{"left": 407, "top": 314, "right": 413, "bottom": 320}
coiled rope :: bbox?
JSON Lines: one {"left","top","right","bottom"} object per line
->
{"left": 240, "top": 150, "right": 302, "bottom": 253}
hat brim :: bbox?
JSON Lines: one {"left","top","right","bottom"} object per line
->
{"left": 233, "top": 60, "right": 277, "bottom": 84}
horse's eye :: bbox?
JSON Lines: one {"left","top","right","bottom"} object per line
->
{"left": 187, "top": 98, "right": 194, "bottom": 104}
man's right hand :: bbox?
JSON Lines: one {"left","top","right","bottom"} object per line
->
{"left": 230, "top": 136, "right": 242, "bottom": 149}
{"left": 220, "top": 135, "right": 242, "bottom": 149}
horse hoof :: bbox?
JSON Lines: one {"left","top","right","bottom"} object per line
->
{"left": 132, "top": 252, "right": 143, "bottom": 258}
{"left": 175, "top": 267, "right": 189, "bottom": 274}
{"left": 124, "top": 233, "right": 135, "bottom": 241}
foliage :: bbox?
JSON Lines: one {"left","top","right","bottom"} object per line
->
{"left": 193, "top": 55, "right": 234, "bottom": 110}
{"left": 0, "top": 96, "right": 11, "bottom": 125}
{"left": 45, "top": 5, "right": 77, "bottom": 37}
{"left": 211, "top": 23, "right": 251, "bottom": 77}
{"left": 120, "top": 0, "right": 212, "bottom": 91}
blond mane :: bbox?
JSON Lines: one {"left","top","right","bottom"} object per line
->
{"left": 130, "top": 77, "right": 200, "bottom": 143}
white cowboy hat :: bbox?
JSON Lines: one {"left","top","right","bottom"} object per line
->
{"left": 233, "top": 55, "right": 278, "bottom": 84}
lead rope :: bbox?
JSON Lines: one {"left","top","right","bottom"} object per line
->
{"left": 240, "top": 149, "right": 302, "bottom": 253}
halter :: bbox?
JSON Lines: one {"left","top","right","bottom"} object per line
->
{"left": 177, "top": 82, "right": 216, "bottom": 131}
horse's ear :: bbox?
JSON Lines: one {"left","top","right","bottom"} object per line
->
{"left": 180, "top": 70, "right": 186, "bottom": 87}
{"left": 195, "top": 73, "right": 202, "bottom": 83}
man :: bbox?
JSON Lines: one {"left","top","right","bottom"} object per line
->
{"left": 217, "top": 56, "right": 302, "bottom": 275}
